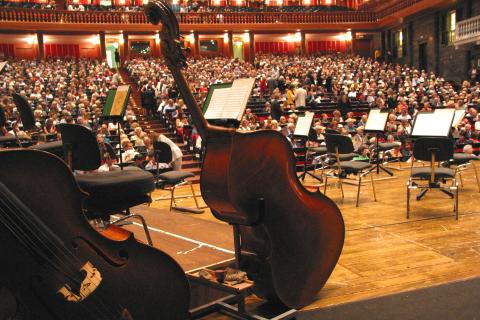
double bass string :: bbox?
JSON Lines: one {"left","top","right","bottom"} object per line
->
{"left": 0, "top": 184, "right": 124, "bottom": 319}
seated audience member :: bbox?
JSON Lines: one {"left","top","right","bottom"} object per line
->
{"left": 98, "top": 153, "right": 119, "bottom": 172}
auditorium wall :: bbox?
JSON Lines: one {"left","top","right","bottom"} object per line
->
{"left": 0, "top": 34, "right": 37, "bottom": 59}
{"left": 374, "top": 0, "right": 480, "bottom": 84}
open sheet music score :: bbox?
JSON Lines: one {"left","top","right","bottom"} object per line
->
{"left": 203, "top": 78, "right": 255, "bottom": 121}
{"left": 411, "top": 109, "right": 455, "bottom": 137}
{"left": 452, "top": 109, "right": 466, "bottom": 127}
{"left": 0, "top": 62, "right": 7, "bottom": 73}
{"left": 294, "top": 111, "right": 315, "bottom": 137}
{"left": 364, "top": 109, "right": 389, "bottom": 132}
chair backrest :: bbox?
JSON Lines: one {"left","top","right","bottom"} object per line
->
{"left": 57, "top": 124, "right": 101, "bottom": 171}
{"left": 413, "top": 137, "right": 453, "bottom": 162}
{"left": 153, "top": 141, "right": 173, "bottom": 163}
{"left": 12, "top": 93, "right": 36, "bottom": 131}
{"left": 0, "top": 106, "right": 6, "bottom": 128}
{"left": 325, "top": 133, "right": 354, "bottom": 155}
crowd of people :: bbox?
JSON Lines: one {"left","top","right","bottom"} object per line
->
{"left": 125, "top": 53, "right": 480, "bottom": 162}
{"left": 0, "top": 58, "right": 182, "bottom": 172}
{"left": 1, "top": 53, "right": 480, "bottom": 175}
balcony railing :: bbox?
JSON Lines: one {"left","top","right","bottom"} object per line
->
{"left": 0, "top": 7, "right": 377, "bottom": 25}
{"left": 455, "top": 15, "right": 480, "bottom": 46}
{"left": 0, "top": 0, "right": 431, "bottom": 26}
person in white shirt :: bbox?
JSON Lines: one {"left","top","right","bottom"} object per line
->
{"left": 98, "top": 153, "right": 119, "bottom": 172}
{"left": 156, "top": 133, "right": 183, "bottom": 170}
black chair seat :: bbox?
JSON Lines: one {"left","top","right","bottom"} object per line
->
{"left": 308, "top": 146, "right": 327, "bottom": 155}
{"left": 158, "top": 171, "right": 195, "bottom": 184}
{"left": 453, "top": 153, "right": 479, "bottom": 164}
{"left": 29, "top": 140, "right": 63, "bottom": 158}
{"left": 328, "top": 152, "right": 357, "bottom": 161}
{"left": 76, "top": 166, "right": 155, "bottom": 206}
{"left": 0, "top": 135, "right": 17, "bottom": 144}
{"left": 378, "top": 142, "right": 401, "bottom": 150}
{"left": 411, "top": 167, "right": 455, "bottom": 180}
{"left": 331, "top": 161, "right": 371, "bottom": 172}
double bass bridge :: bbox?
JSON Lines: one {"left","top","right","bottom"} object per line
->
{"left": 57, "top": 261, "right": 102, "bottom": 302}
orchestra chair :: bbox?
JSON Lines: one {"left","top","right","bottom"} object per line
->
{"left": 153, "top": 141, "right": 203, "bottom": 214}
{"left": 57, "top": 123, "right": 155, "bottom": 245}
{"left": 407, "top": 137, "right": 458, "bottom": 219}
{"left": 323, "top": 133, "right": 376, "bottom": 207}
{"left": 378, "top": 141, "right": 403, "bottom": 171}
{"left": 451, "top": 153, "right": 480, "bottom": 193}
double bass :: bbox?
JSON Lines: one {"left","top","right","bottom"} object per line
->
{"left": 145, "top": 0, "right": 345, "bottom": 309}
{"left": 0, "top": 149, "right": 190, "bottom": 319}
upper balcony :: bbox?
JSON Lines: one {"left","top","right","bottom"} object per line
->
{"left": 0, "top": 0, "right": 450, "bottom": 33}
{"left": 455, "top": 15, "right": 480, "bottom": 47}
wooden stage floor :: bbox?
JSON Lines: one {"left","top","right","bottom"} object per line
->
{"left": 121, "top": 163, "right": 480, "bottom": 317}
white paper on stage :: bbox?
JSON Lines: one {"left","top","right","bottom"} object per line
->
{"left": 411, "top": 109, "right": 455, "bottom": 137}
{"left": 294, "top": 111, "right": 314, "bottom": 137}
{"left": 204, "top": 78, "right": 255, "bottom": 121}
{"left": 452, "top": 109, "right": 466, "bottom": 127}
{"left": 364, "top": 109, "right": 389, "bottom": 132}
{"left": 0, "top": 62, "right": 7, "bottom": 73}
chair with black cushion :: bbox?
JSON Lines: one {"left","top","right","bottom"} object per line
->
{"left": 57, "top": 123, "right": 155, "bottom": 245}
{"left": 153, "top": 140, "right": 203, "bottom": 214}
{"left": 450, "top": 152, "right": 480, "bottom": 193}
{"left": 407, "top": 137, "right": 458, "bottom": 219}
{"left": 323, "top": 133, "right": 376, "bottom": 207}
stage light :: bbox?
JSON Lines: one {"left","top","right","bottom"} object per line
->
{"left": 303, "top": 0, "right": 311, "bottom": 5}
{"left": 213, "top": 0, "right": 221, "bottom": 5}
{"left": 243, "top": 32, "right": 250, "bottom": 43}
{"left": 224, "top": 32, "right": 229, "bottom": 43}
{"left": 23, "top": 35, "right": 35, "bottom": 45}
{"left": 294, "top": 32, "right": 301, "bottom": 42}
{"left": 189, "top": 33, "right": 195, "bottom": 44}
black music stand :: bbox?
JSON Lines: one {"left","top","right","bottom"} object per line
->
{"left": 408, "top": 109, "right": 457, "bottom": 202}
{"left": 294, "top": 112, "right": 324, "bottom": 183}
{"left": 364, "top": 109, "right": 394, "bottom": 176}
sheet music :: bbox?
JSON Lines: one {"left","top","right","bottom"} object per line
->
{"left": 0, "top": 62, "right": 7, "bottom": 73}
{"left": 412, "top": 109, "right": 455, "bottom": 137}
{"left": 204, "top": 87, "right": 231, "bottom": 119}
{"left": 452, "top": 109, "right": 466, "bottom": 127}
{"left": 204, "top": 78, "right": 255, "bottom": 121}
{"left": 294, "top": 111, "right": 314, "bottom": 137}
{"left": 364, "top": 109, "right": 388, "bottom": 132}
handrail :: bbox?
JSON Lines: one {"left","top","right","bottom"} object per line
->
{"left": 455, "top": 15, "right": 480, "bottom": 44}
{"left": 0, "top": 7, "right": 377, "bottom": 25}
{"left": 0, "top": 0, "right": 433, "bottom": 26}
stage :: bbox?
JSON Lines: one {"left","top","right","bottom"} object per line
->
{"left": 121, "top": 163, "right": 480, "bottom": 318}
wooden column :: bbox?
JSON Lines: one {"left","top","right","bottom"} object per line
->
{"left": 123, "top": 33, "right": 129, "bottom": 60}
{"left": 248, "top": 31, "right": 255, "bottom": 63}
{"left": 99, "top": 32, "right": 106, "bottom": 59}
{"left": 300, "top": 31, "right": 306, "bottom": 55}
{"left": 193, "top": 32, "right": 200, "bottom": 58}
{"left": 36, "top": 32, "right": 44, "bottom": 60}
{"left": 228, "top": 31, "right": 233, "bottom": 58}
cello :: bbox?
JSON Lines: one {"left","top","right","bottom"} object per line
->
{"left": 0, "top": 149, "right": 190, "bottom": 319}
{"left": 145, "top": 0, "right": 345, "bottom": 309}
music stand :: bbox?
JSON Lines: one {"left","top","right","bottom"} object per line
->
{"left": 364, "top": 109, "right": 393, "bottom": 175}
{"left": 294, "top": 112, "right": 323, "bottom": 183}
{"left": 410, "top": 109, "right": 455, "bottom": 200}
{"left": 102, "top": 85, "right": 131, "bottom": 169}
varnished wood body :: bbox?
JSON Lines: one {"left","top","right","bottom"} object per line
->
{"left": 201, "top": 130, "right": 345, "bottom": 308}
{"left": 145, "top": 0, "right": 345, "bottom": 309}
{"left": 0, "top": 149, "right": 190, "bottom": 319}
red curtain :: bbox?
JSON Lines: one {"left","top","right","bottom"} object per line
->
{"left": 255, "top": 41, "right": 293, "bottom": 54}
{"left": 0, "top": 44, "right": 15, "bottom": 58}
{"left": 307, "top": 40, "right": 346, "bottom": 54}
{"left": 45, "top": 44, "right": 80, "bottom": 58}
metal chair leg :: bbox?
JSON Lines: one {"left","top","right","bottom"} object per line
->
{"left": 458, "top": 171, "right": 464, "bottom": 187}
{"left": 169, "top": 186, "right": 175, "bottom": 211}
{"left": 189, "top": 181, "right": 200, "bottom": 209}
{"left": 112, "top": 214, "right": 153, "bottom": 246}
{"left": 356, "top": 176, "right": 362, "bottom": 207}
{"left": 323, "top": 175, "right": 328, "bottom": 195}
{"left": 406, "top": 179, "right": 411, "bottom": 219}
{"left": 472, "top": 162, "right": 480, "bottom": 193}
{"left": 370, "top": 173, "right": 377, "bottom": 202}
{"left": 339, "top": 177, "right": 344, "bottom": 200}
